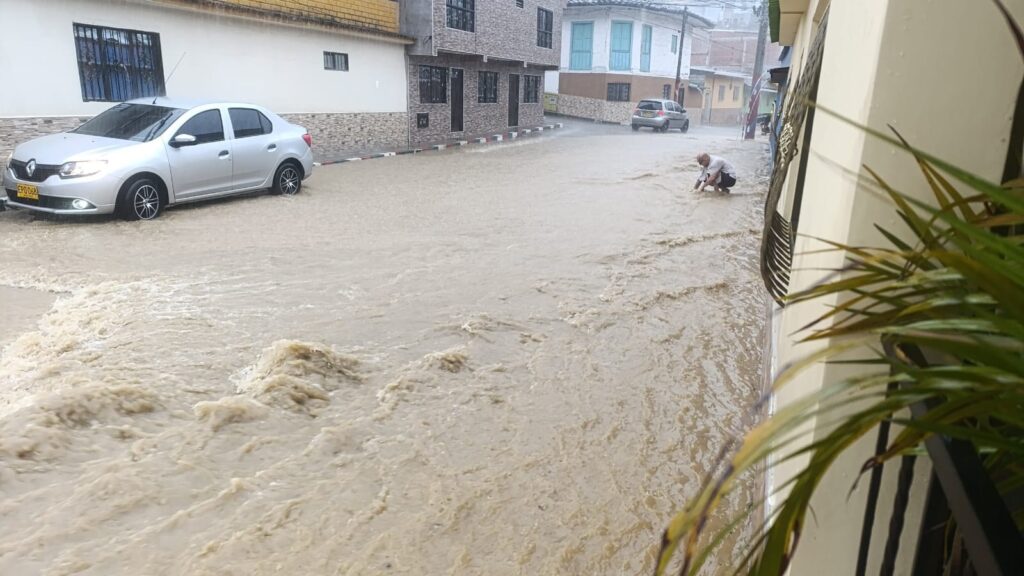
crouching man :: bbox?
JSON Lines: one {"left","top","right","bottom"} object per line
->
{"left": 694, "top": 152, "right": 738, "bottom": 193}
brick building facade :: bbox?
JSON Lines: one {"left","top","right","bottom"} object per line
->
{"left": 399, "top": 0, "right": 563, "bottom": 145}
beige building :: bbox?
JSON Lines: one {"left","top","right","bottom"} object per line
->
{"left": 690, "top": 67, "right": 747, "bottom": 125}
{"left": 762, "top": 0, "right": 1022, "bottom": 574}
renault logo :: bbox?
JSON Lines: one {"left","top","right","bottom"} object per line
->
{"left": 25, "top": 159, "right": 36, "bottom": 178}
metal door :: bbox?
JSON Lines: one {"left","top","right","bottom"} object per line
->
{"left": 227, "top": 108, "right": 275, "bottom": 190}
{"left": 451, "top": 68, "right": 464, "bottom": 133}
{"left": 508, "top": 74, "right": 519, "bottom": 127}
{"left": 166, "top": 109, "right": 232, "bottom": 199}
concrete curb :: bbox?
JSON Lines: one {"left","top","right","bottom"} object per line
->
{"left": 315, "top": 123, "right": 563, "bottom": 167}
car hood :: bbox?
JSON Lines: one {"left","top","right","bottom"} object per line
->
{"left": 12, "top": 132, "right": 139, "bottom": 164}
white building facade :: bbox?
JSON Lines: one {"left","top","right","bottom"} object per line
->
{"left": 544, "top": 0, "right": 711, "bottom": 123}
{"left": 0, "top": 0, "right": 412, "bottom": 160}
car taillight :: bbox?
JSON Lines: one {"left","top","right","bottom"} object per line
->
{"left": 657, "top": 110, "right": 665, "bottom": 117}
{"left": 302, "top": 133, "right": 312, "bottom": 147}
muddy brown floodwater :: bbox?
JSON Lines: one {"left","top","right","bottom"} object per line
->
{"left": 0, "top": 120, "right": 768, "bottom": 576}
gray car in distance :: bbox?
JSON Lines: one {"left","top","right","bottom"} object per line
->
{"left": 2, "top": 99, "right": 314, "bottom": 220}
{"left": 631, "top": 99, "right": 690, "bottom": 133}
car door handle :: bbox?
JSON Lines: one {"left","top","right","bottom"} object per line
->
{"left": 218, "top": 150, "right": 230, "bottom": 158}
{"left": 267, "top": 144, "right": 277, "bottom": 151}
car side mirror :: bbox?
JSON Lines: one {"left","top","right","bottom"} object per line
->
{"left": 170, "top": 134, "right": 197, "bottom": 148}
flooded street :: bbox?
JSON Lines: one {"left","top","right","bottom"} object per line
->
{"left": 0, "top": 121, "right": 768, "bottom": 575}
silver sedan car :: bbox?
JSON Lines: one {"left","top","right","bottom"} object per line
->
{"left": 2, "top": 99, "right": 314, "bottom": 220}
{"left": 631, "top": 99, "right": 690, "bottom": 133}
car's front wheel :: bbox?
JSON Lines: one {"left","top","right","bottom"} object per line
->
{"left": 122, "top": 178, "right": 162, "bottom": 221}
{"left": 681, "top": 120, "right": 690, "bottom": 133}
{"left": 271, "top": 162, "right": 302, "bottom": 196}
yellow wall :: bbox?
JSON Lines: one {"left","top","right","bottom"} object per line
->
{"left": 708, "top": 75, "right": 744, "bottom": 110}
{"left": 212, "top": 0, "right": 399, "bottom": 33}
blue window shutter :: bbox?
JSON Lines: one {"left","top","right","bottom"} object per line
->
{"left": 610, "top": 21, "right": 632, "bottom": 71}
{"left": 570, "top": 22, "right": 593, "bottom": 70}
{"left": 640, "top": 25, "right": 651, "bottom": 72}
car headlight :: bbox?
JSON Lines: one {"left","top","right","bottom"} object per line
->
{"left": 59, "top": 160, "right": 107, "bottom": 179}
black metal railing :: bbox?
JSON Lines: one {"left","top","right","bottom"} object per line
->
{"left": 759, "top": 14, "right": 827, "bottom": 307}
{"left": 855, "top": 342, "right": 1024, "bottom": 576}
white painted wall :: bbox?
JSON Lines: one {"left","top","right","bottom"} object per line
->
{"left": 0, "top": 0, "right": 408, "bottom": 117}
{"left": 558, "top": 6, "right": 697, "bottom": 78}
{"left": 769, "top": 0, "right": 1024, "bottom": 574}
{"left": 543, "top": 70, "right": 560, "bottom": 93}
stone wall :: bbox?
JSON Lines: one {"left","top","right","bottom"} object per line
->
{"left": 408, "top": 55, "right": 546, "bottom": 145}
{"left": 547, "top": 94, "right": 634, "bottom": 125}
{"left": 282, "top": 112, "right": 408, "bottom": 159}
{"left": 0, "top": 117, "right": 89, "bottom": 162}
{"left": 1, "top": 113, "right": 408, "bottom": 163}
{"left": 546, "top": 94, "right": 705, "bottom": 127}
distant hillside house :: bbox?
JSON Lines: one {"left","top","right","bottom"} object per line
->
{"left": 544, "top": 0, "right": 712, "bottom": 124}
{"left": 0, "top": 0, "right": 413, "bottom": 160}
{"left": 398, "top": 0, "right": 564, "bottom": 144}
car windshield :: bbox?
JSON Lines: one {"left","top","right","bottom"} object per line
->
{"left": 637, "top": 100, "right": 663, "bottom": 110}
{"left": 73, "top": 103, "right": 186, "bottom": 142}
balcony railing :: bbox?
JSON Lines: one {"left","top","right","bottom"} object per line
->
{"left": 855, "top": 342, "right": 1024, "bottom": 576}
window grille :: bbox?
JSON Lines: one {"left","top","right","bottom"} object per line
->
{"left": 324, "top": 51, "right": 349, "bottom": 71}
{"left": 73, "top": 23, "right": 165, "bottom": 102}
{"left": 419, "top": 65, "right": 448, "bottom": 104}
{"left": 537, "top": 9, "right": 553, "bottom": 48}
{"left": 479, "top": 71, "right": 498, "bottom": 103}
{"left": 447, "top": 0, "right": 475, "bottom": 32}
{"left": 524, "top": 74, "right": 540, "bottom": 102}
{"left": 606, "top": 83, "right": 630, "bottom": 102}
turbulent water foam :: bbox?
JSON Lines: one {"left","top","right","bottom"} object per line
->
{"left": 235, "top": 339, "right": 365, "bottom": 412}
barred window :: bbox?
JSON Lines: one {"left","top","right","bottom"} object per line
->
{"left": 73, "top": 23, "right": 165, "bottom": 102}
{"left": 324, "top": 51, "right": 349, "bottom": 71}
{"left": 479, "top": 71, "right": 498, "bottom": 103}
{"left": 607, "top": 83, "right": 631, "bottom": 102}
{"left": 537, "top": 8, "right": 553, "bottom": 48}
{"left": 419, "top": 65, "right": 448, "bottom": 104}
{"left": 516, "top": 0, "right": 524, "bottom": 7}
{"left": 663, "top": 84, "right": 671, "bottom": 99}
{"left": 523, "top": 75, "right": 541, "bottom": 103}
{"left": 446, "top": 0, "right": 475, "bottom": 32}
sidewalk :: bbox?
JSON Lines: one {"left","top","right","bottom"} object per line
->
{"left": 315, "top": 122, "right": 564, "bottom": 166}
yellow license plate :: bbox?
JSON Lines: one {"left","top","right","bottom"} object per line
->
{"left": 16, "top": 183, "right": 38, "bottom": 200}
{"left": 642, "top": 111, "right": 654, "bottom": 118}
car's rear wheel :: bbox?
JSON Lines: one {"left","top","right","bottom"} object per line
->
{"left": 631, "top": 124, "right": 640, "bottom": 131}
{"left": 122, "top": 178, "right": 162, "bottom": 221}
{"left": 659, "top": 123, "right": 670, "bottom": 133}
{"left": 271, "top": 162, "right": 302, "bottom": 196}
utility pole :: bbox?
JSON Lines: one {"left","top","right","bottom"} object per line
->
{"left": 673, "top": 8, "right": 689, "bottom": 106}
{"left": 744, "top": 0, "right": 769, "bottom": 139}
